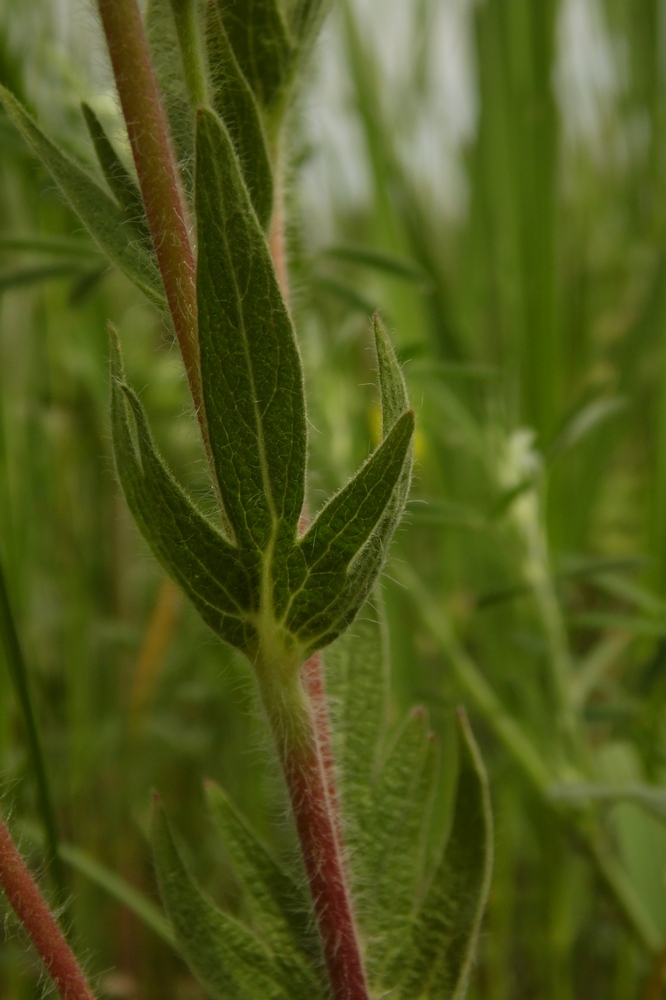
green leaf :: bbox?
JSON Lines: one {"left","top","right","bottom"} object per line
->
{"left": 58, "top": 844, "right": 175, "bottom": 947}
{"left": 146, "top": 0, "right": 195, "bottom": 197}
{"left": 215, "top": 0, "right": 295, "bottom": 112}
{"left": 109, "top": 332, "right": 260, "bottom": 653}
{"left": 290, "top": 0, "right": 335, "bottom": 58}
{"left": 81, "top": 102, "right": 151, "bottom": 243}
{"left": 206, "top": 3, "right": 274, "bottom": 229}
{"left": 284, "top": 409, "right": 414, "bottom": 650}
{"left": 548, "top": 782, "right": 666, "bottom": 823}
{"left": 322, "top": 245, "right": 431, "bottom": 286}
{"left": 0, "top": 235, "right": 97, "bottom": 256}
{"left": 368, "top": 712, "right": 439, "bottom": 978}
{"left": 152, "top": 802, "right": 291, "bottom": 1000}
{"left": 324, "top": 598, "right": 390, "bottom": 829}
{"left": 387, "top": 709, "right": 493, "bottom": 1000}
{"left": 0, "top": 262, "right": 86, "bottom": 292}
{"left": 195, "top": 106, "right": 306, "bottom": 551}
{"left": 205, "top": 783, "right": 324, "bottom": 991}
{"left": 0, "top": 84, "right": 166, "bottom": 309}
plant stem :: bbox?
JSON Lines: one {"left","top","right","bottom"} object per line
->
{"left": 97, "top": 0, "right": 201, "bottom": 414}
{"left": 0, "top": 816, "right": 96, "bottom": 1000}
{"left": 257, "top": 653, "right": 369, "bottom": 1000}
{"left": 0, "top": 558, "right": 64, "bottom": 897}
{"left": 171, "top": 0, "right": 208, "bottom": 107}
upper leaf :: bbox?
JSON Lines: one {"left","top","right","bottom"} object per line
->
{"left": 206, "top": 3, "right": 274, "bottom": 229}
{"left": 195, "top": 106, "right": 306, "bottom": 551}
{"left": 152, "top": 802, "right": 291, "bottom": 1000}
{"left": 0, "top": 84, "right": 166, "bottom": 309}
{"left": 214, "top": 0, "right": 295, "bottom": 113}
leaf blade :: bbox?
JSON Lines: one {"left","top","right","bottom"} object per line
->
{"left": 0, "top": 84, "right": 166, "bottom": 308}
{"left": 206, "top": 3, "right": 274, "bottom": 229}
{"left": 152, "top": 802, "right": 290, "bottom": 1000}
{"left": 205, "top": 783, "right": 324, "bottom": 992}
{"left": 195, "top": 106, "right": 306, "bottom": 551}
{"left": 388, "top": 709, "right": 493, "bottom": 1000}
{"left": 109, "top": 333, "right": 259, "bottom": 652}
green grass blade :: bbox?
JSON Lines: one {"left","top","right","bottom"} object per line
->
{"left": 59, "top": 844, "right": 174, "bottom": 946}
{"left": 0, "top": 558, "right": 64, "bottom": 896}
{"left": 0, "top": 83, "right": 166, "bottom": 309}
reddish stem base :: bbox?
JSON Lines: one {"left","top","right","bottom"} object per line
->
{"left": 0, "top": 818, "right": 95, "bottom": 1000}
{"left": 276, "top": 656, "right": 369, "bottom": 1000}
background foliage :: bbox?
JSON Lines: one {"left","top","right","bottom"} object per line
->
{"left": 3, "top": 0, "right": 666, "bottom": 997}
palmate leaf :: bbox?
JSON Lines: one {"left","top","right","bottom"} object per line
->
{"left": 81, "top": 103, "right": 151, "bottom": 243}
{"left": 152, "top": 803, "right": 292, "bottom": 1000}
{"left": 205, "top": 783, "right": 325, "bottom": 990}
{"left": 385, "top": 710, "right": 493, "bottom": 1000}
{"left": 206, "top": 3, "right": 274, "bottom": 229}
{"left": 0, "top": 84, "right": 166, "bottom": 309}
{"left": 195, "top": 106, "right": 306, "bottom": 551}
{"left": 215, "top": 0, "right": 295, "bottom": 112}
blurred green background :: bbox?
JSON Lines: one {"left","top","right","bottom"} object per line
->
{"left": 3, "top": 0, "right": 666, "bottom": 997}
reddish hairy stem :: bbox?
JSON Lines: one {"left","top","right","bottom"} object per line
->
{"left": 302, "top": 653, "right": 345, "bottom": 845}
{"left": 97, "top": 0, "right": 202, "bottom": 415}
{"left": 0, "top": 818, "right": 96, "bottom": 1000}
{"left": 274, "top": 680, "right": 370, "bottom": 1000}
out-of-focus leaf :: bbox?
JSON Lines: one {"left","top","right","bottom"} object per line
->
{"left": 0, "top": 263, "right": 85, "bottom": 292}
{"left": 206, "top": 5, "right": 274, "bottom": 229}
{"left": 385, "top": 710, "right": 493, "bottom": 1000}
{"left": 81, "top": 102, "right": 150, "bottom": 242}
{"left": 205, "top": 783, "right": 324, "bottom": 991}
{"left": 215, "top": 0, "right": 294, "bottom": 112}
{"left": 152, "top": 802, "right": 291, "bottom": 1000}
{"left": 0, "top": 84, "right": 166, "bottom": 308}
{"left": 322, "top": 244, "right": 431, "bottom": 286}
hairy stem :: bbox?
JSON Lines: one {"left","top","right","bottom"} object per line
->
{"left": 257, "top": 653, "right": 369, "bottom": 1000}
{"left": 97, "top": 0, "right": 201, "bottom": 414}
{"left": 172, "top": 0, "right": 208, "bottom": 108}
{"left": 0, "top": 817, "right": 96, "bottom": 1000}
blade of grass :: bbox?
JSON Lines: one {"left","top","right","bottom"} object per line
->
{"left": 0, "top": 557, "right": 64, "bottom": 897}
